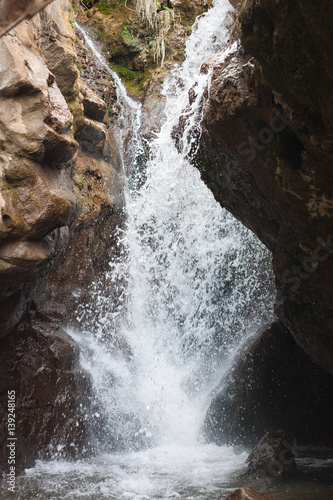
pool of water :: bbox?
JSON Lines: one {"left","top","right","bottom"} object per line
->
{"left": 5, "top": 448, "right": 333, "bottom": 500}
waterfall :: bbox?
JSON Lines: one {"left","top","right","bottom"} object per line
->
{"left": 73, "top": 0, "right": 274, "bottom": 451}
{"left": 19, "top": 1, "right": 275, "bottom": 497}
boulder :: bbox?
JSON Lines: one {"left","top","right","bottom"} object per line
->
{"left": 0, "top": 0, "right": 124, "bottom": 474}
{"left": 204, "top": 322, "right": 333, "bottom": 448}
{"left": 246, "top": 431, "right": 296, "bottom": 479}
{"left": 75, "top": 117, "right": 109, "bottom": 156}
{"left": 226, "top": 488, "right": 273, "bottom": 500}
{"left": 0, "top": 19, "right": 78, "bottom": 335}
{"left": 0, "top": 315, "right": 93, "bottom": 474}
{"left": 81, "top": 83, "right": 108, "bottom": 123}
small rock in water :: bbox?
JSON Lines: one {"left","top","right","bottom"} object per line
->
{"left": 246, "top": 431, "right": 296, "bottom": 479}
{"left": 226, "top": 488, "right": 273, "bottom": 499}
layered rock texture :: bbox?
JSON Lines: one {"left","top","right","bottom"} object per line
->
{"left": 0, "top": 0, "right": 56, "bottom": 37}
{"left": 0, "top": 0, "right": 124, "bottom": 473}
{"left": 196, "top": 0, "right": 333, "bottom": 375}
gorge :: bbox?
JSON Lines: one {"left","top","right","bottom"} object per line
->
{"left": 0, "top": 0, "right": 332, "bottom": 499}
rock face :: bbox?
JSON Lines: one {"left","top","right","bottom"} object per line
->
{"left": 246, "top": 431, "right": 296, "bottom": 479}
{"left": 197, "top": 0, "right": 333, "bottom": 374}
{"left": 204, "top": 322, "right": 333, "bottom": 448}
{"left": 0, "top": 314, "right": 93, "bottom": 474}
{"left": 0, "top": 4, "right": 78, "bottom": 337}
{"left": 226, "top": 488, "right": 273, "bottom": 500}
{"left": 0, "top": 0, "right": 124, "bottom": 474}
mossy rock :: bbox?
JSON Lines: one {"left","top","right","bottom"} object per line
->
{"left": 112, "top": 63, "right": 149, "bottom": 94}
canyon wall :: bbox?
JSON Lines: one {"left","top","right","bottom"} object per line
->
{"left": 197, "top": 0, "right": 333, "bottom": 373}
{"left": 0, "top": 0, "right": 124, "bottom": 473}
{"left": 198, "top": 0, "right": 333, "bottom": 446}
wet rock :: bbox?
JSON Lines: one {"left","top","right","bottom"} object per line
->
{"left": 76, "top": 0, "right": 211, "bottom": 98}
{"left": 0, "top": 315, "right": 93, "bottom": 474}
{"left": 81, "top": 83, "right": 108, "bottom": 123}
{"left": 246, "top": 431, "right": 296, "bottom": 479}
{"left": 226, "top": 488, "right": 273, "bottom": 500}
{"left": 0, "top": 0, "right": 124, "bottom": 474}
{"left": 204, "top": 322, "right": 333, "bottom": 448}
{"left": 75, "top": 33, "right": 117, "bottom": 112}
{"left": 75, "top": 117, "right": 109, "bottom": 156}
{"left": 0, "top": 17, "right": 78, "bottom": 335}
{"left": 197, "top": 0, "right": 333, "bottom": 373}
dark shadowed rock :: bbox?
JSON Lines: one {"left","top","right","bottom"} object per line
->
{"left": 196, "top": 0, "right": 333, "bottom": 374}
{"left": 75, "top": 117, "right": 109, "bottom": 156}
{"left": 204, "top": 322, "right": 333, "bottom": 448}
{"left": 246, "top": 431, "right": 296, "bottom": 479}
{"left": 0, "top": 315, "right": 93, "bottom": 474}
{"left": 0, "top": 0, "right": 124, "bottom": 475}
{"left": 226, "top": 488, "right": 273, "bottom": 500}
{"left": 0, "top": 15, "right": 78, "bottom": 335}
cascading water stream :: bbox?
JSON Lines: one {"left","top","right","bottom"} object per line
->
{"left": 16, "top": 1, "right": 277, "bottom": 498}
{"left": 75, "top": 0, "right": 274, "bottom": 451}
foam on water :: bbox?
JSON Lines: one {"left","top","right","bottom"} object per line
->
{"left": 21, "top": 445, "right": 247, "bottom": 499}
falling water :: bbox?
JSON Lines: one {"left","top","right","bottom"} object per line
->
{"left": 15, "top": 1, "right": 278, "bottom": 498}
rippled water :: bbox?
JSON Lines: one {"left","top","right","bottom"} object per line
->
{"left": 11, "top": 453, "right": 333, "bottom": 499}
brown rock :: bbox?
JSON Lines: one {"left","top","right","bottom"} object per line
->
{"left": 36, "top": 148, "right": 125, "bottom": 330}
{"left": 0, "top": 0, "right": 85, "bottom": 335}
{"left": 0, "top": 315, "right": 93, "bottom": 474}
{"left": 246, "top": 431, "right": 296, "bottom": 479}
{"left": 197, "top": 0, "right": 333, "bottom": 373}
{"left": 75, "top": 117, "right": 109, "bottom": 156}
{"left": 0, "top": 0, "right": 57, "bottom": 37}
{"left": 81, "top": 82, "right": 108, "bottom": 123}
{"left": 226, "top": 488, "right": 273, "bottom": 500}
{"left": 0, "top": 0, "right": 124, "bottom": 475}
{"left": 37, "top": 0, "right": 80, "bottom": 99}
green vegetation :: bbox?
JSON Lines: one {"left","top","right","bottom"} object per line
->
{"left": 112, "top": 64, "right": 149, "bottom": 94}
{"left": 72, "top": 1, "right": 79, "bottom": 14}
{"left": 66, "top": 96, "right": 84, "bottom": 131}
{"left": 96, "top": 0, "right": 112, "bottom": 15}
{"left": 121, "top": 24, "right": 140, "bottom": 49}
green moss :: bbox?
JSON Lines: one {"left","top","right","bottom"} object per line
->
{"left": 72, "top": 1, "right": 79, "bottom": 14}
{"left": 94, "top": 28, "right": 107, "bottom": 42}
{"left": 112, "top": 64, "right": 149, "bottom": 94}
{"left": 96, "top": 0, "right": 112, "bottom": 15}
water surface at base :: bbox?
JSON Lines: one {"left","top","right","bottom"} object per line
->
{"left": 12, "top": 452, "right": 333, "bottom": 499}
{"left": 17, "top": 445, "right": 246, "bottom": 499}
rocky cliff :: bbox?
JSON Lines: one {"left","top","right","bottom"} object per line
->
{"left": 196, "top": 0, "right": 333, "bottom": 374}
{"left": 197, "top": 0, "right": 333, "bottom": 447}
{"left": 0, "top": 0, "right": 124, "bottom": 473}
